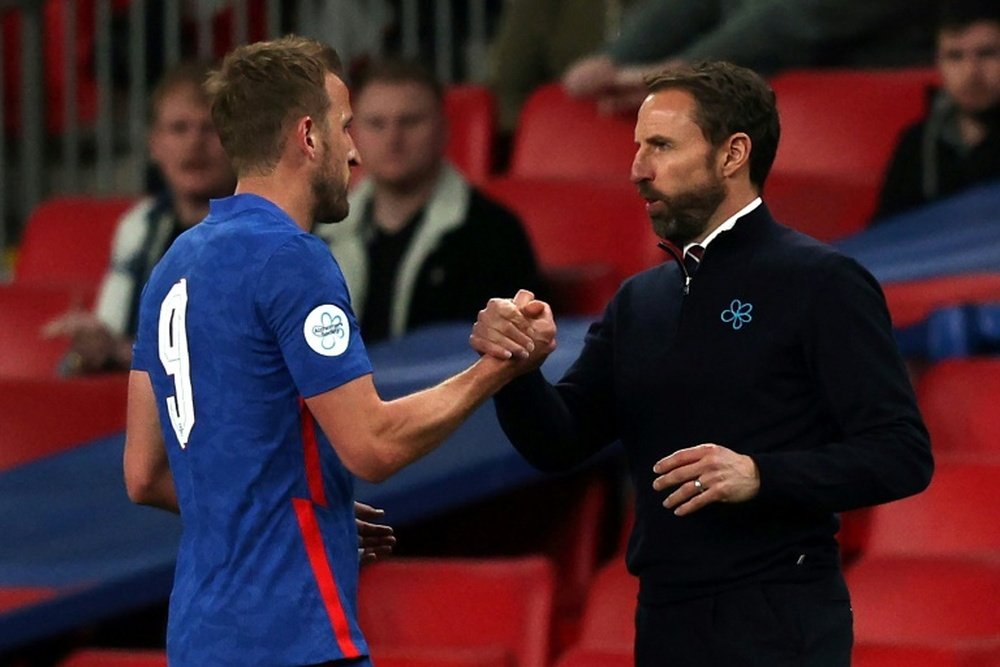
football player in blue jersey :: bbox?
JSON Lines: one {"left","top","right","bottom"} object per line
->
{"left": 123, "top": 35, "right": 555, "bottom": 667}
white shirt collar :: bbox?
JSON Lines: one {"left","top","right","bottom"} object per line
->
{"left": 683, "top": 197, "right": 762, "bottom": 255}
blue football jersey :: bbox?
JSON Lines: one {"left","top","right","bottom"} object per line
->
{"left": 133, "top": 194, "right": 373, "bottom": 666}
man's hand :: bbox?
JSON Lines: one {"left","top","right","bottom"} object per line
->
{"left": 562, "top": 54, "right": 618, "bottom": 97}
{"left": 470, "top": 290, "right": 557, "bottom": 370}
{"left": 43, "top": 311, "right": 130, "bottom": 375}
{"left": 355, "top": 501, "right": 395, "bottom": 565}
{"left": 651, "top": 444, "right": 760, "bottom": 516}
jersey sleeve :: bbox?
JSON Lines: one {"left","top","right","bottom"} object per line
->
{"left": 256, "top": 234, "right": 372, "bottom": 398}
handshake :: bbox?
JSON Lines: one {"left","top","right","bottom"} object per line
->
{"left": 470, "top": 289, "right": 558, "bottom": 369}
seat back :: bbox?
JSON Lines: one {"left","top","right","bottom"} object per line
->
{"left": 0, "top": 284, "right": 98, "bottom": 378}
{"left": 509, "top": 84, "right": 636, "bottom": 180}
{"left": 865, "top": 462, "right": 1000, "bottom": 560}
{"left": 764, "top": 171, "right": 878, "bottom": 241}
{"left": 917, "top": 358, "right": 1000, "bottom": 460}
{"left": 0, "top": 375, "right": 128, "bottom": 471}
{"left": 444, "top": 84, "right": 498, "bottom": 183}
{"left": 848, "top": 559, "right": 1000, "bottom": 644}
{"left": 770, "top": 68, "right": 937, "bottom": 185}
{"left": 882, "top": 274, "right": 1000, "bottom": 329}
{"left": 358, "top": 557, "right": 555, "bottom": 667}
{"left": 482, "top": 177, "right": 662, "bottom": 314}
{"left": 575, "top": 560, "right": 637, "bottom": 654}
{"left": 554, "top": 648, "right": 633, "bottom": 667}
{"left": 60, "top": 649, "right": 167, "bottom": 667}
{"left": 853, "top": 643, "right": 1000, "bottom": 667}
{"left": 14, "top": 196, "right": 135, "bottom": 288}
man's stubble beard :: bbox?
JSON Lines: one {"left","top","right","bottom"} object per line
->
{"left": 311, "top": 141, "right": 350, "bottom": 225}
{"left": 647, "top": 176, "right": 727, "bottom": 247}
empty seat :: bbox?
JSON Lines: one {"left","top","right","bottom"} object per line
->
{"left": 14, "top": 196, "right": 136, "bottom": 289}
{"left": 917, "top": 358, "right": 1000, "bottom": 461}
{"left": 765, "top": 171, "right": 878, "bottom": 242}
{"left": 444, "top": 84, "right": 498, "bottom": 183}
{"left": 482, "top": 177, "right": 663, "bottom": 314}
{"left": 373, "top": 647, "right": 508, "bottom": 667}
{"left": 60, "top": 649, "right": 167, "bottom": 667}
{"left": 853, "top": 642, "right": 1000, "bottom": 667}
{"left": 554, "top": 648, "right": 633, "bottom": 667}
{"left": 0, "top": 374, "right": 128, "bottom": 471}
{"left": 769, "top": 68, "right": 937, "bottom": 187}
{"left": 848, "top": 558, "right": 1000, "bottom": 646}
{"left": 882, "top": 274, "right": 1000, "bottom": 329}
{"left": 864, "top": 462, "right": 1000, "bottom": 560}
{"left": 0, "top": 283, "right": 94, "bottom": 378}
{"left": 837, "top": 507, "right": 873, "bottom": 569}
{"left": 358, "top": 556, "right": 555, "bottom": 667}
{"left": 573, "top": 559, "right": 637, "bottom": 655}
{"left": 509, "top": 84, "right": 636, "bottom": 180}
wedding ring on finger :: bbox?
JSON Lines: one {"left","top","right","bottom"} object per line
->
{"left": 693, "top": 479, "right": 705, "bottom": 494}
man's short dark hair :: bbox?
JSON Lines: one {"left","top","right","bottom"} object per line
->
{"left": 352, "top": 58, "right": 444, "bottom": 105}
{"left": 644, "top": 61, "right": 780, "bottom": 191}
{"left": 939, "top": 0, "right": 1000, "bottom": 32}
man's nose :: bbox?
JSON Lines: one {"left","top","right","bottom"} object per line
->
{"left": 630, "top": 152, "right": 650, "bottom": 184}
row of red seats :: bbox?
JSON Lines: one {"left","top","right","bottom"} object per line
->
{"left": 37, "top": 355, "right": 1000, "bottom": 666}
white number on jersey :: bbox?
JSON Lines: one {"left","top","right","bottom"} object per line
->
{"left": 158, "top": 279, "right": 195, "bottom": 448}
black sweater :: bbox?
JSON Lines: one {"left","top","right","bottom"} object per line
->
{"left": 495, "top": 204, "right": 932, "bottom": 603}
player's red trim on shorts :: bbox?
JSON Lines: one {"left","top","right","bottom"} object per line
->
{"left": 299, "top": 400, "right": 328, "bottom": 507}
{"left": 293, "top": 498, "right": 362, "bottom": 658}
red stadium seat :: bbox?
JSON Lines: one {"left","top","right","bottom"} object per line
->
{"left": 60, "top": 649, "right": 167, "bottom": 667}
{"left": 917, "top": 358, "right": 1000, "bottom": 460}
{"left": 848, "top": 558, "right": 1000, "bottom": 646}
{"left": 764, "top": 171, "right": 878, "bottom": 242}
{"left": 0, "top": 283, "right": 96, "bottom": 378}
{"left": 573, "top": 559, "right": 637, "bottom": 654}
{"left": 358, "top": 557, "right": 555, "bottom": 667}
{"left": 482, "top": 177, "right": 663, "bottom": 314}
{"left": 770, "top": 68, "right": 938, "bottom": 186}
{"left": 509, "top": 83, "right": 636, "bottom": 180}
{"left": 444, "top": 84, "right": 497, "bottom": 183}
{"left": 0, "top": 374, "right": 128, "bottom": 471}
{"left": 14, "top": 196, "right": 136, "bottom": 289}
{"left": 837, "top": 507, "right": 873, "bottom": 569}
{"left": 373, "top": 647, "right": 508, "bottom": 667}
{"left": 864, "top": 462, "right": 1000, "bottom": 560}
{"left": 554, "top": 648, "right": 633, "bottom": 667}
{"left": 853, "top": 642, "right": 1000, "bottom": 667}
{"left": 882, "top": 274, "right": 1000, "bottom": 328}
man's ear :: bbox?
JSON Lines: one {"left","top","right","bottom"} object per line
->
{"left": 296, "top": 116, "right": 317, "bottom": 156}
{"left": 721, "top": 132, "right": 751, "bottom": 178}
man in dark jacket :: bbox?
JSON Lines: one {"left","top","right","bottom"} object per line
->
{"left": 317, "top": 59, "right": 543, "bottom": 343}
{"left": 472, "top": 61, "right": 933, "bottom": 666}
{"left": 875, "top": 0, "right": 1000, "bottom": 221}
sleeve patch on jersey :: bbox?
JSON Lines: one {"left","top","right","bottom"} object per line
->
{"left": 303, "top": 304, "right": 351, "bottom": 357}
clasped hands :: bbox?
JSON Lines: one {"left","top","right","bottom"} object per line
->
{"left": 469, "top": 289, "right": 557, "bottom": 369}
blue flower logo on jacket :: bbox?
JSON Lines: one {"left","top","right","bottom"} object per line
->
{"left": 721, "top": 299, "right": 753, "bottom": 330}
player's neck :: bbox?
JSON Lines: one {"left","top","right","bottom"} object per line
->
{"left": 235, "top": 175, "right": 313, "bottom": 231}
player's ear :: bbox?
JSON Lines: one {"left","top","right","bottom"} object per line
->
{"left": 295, "top": 116, "right": 317, "bottom": 156}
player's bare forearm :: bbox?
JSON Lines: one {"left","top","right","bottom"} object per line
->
{"left": 307, "top": 355, "right": 531, "bottom": 483}
{"left": 124, "top": 371, "right": 180, "bottom": 514}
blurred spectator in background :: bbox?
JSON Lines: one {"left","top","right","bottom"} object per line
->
{"left": 874, "top": 0, "right": 1000, "bottom": 221}
{"left": 562, "top": 0, "right": 936, "bottom": 114}
{"left": 316, "top": 58, "right": 544, "bottom": 343}
{"left": 44, "top": 61, "right": 235, "bottom": 375}
{"left": 487, "top": 0, "right": 636, "bottom": 133}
